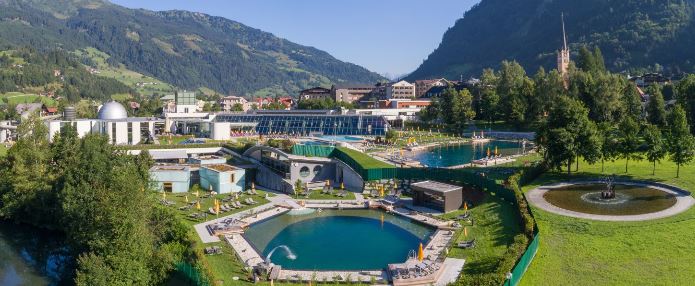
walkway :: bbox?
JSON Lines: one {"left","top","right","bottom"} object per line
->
{"left": 193, "top": 192, "right": 291, "bottom": 243}
{"left": 527, "top": 181, "right": 695, "bottom": 221}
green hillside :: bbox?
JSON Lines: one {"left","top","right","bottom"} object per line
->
{"left": 0, "top": 0, "right": 385, "bottom": 96}
{"left": 408, "top": 0, "right": 695, "bottom": 80}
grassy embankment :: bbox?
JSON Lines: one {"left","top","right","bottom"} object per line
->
{"left": 521, "top": 158, "right": 695, "bottom": 285}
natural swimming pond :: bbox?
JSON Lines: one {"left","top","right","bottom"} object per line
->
{"left": 243, "top": 209, "right": 434, "bottom": 270}
{"left": 543, "top": 183, "right": 677, "bottom": 215}
{"left": 412, "top": 140, "right": 525, "bottom": 167}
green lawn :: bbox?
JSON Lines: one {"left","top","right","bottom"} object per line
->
{"left": 0, "top": 144, "right": 7, "bottom": 157}
{"left": 0, "top": 92, "right": 57, "bottom": 106}
{"left": 162, "top": 190, "right": 272, "bottom": 227}
{"left": 335, "top": 147, "right": 393, "bottom": 169}
{"left": 521, "top": 158, "right": 695, "bottom": 285}
{"left": 440, "top": 194, "right": 522, "bottom": 276}
{"left": 301, "top": 189, "right": 356, "bottom": 200}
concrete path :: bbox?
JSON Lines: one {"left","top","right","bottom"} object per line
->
{"left": 194, "top": 193, "right": 291, "bottom": 243}
{"left": 436, "top": 258, "right": 466, "bottom": 286}
{"left": 527, "top": 181, "right": 695, "bottom": 221}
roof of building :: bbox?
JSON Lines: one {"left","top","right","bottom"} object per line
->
{"left": 149, "top": 150, "right": 188, "bottom": 160}
{"left": 300, "top": 87, "right": 331, "bottom": 94}
{"left": 333, "top": 84, "right": 376, "bottom": 90}
{"left": 150, "top": 165, "right": 190, "bottom": 172}
{"left": 97, "top": 101, "right": 128, "bottom": 120}
{"left": 411, "top": 180, "right": 462, "bottom": 193}
{"left": 203, "top": 164, "right": 239, "bottom": 172}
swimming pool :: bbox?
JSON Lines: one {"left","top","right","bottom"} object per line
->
{"left": 243, "top": 209, "right": 434, "bottom": 270}
{"left": 412, "top": 140, "right": 525, "bottom": 167}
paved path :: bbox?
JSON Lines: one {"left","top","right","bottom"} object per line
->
{"left": 436, "top": 258, "right": 465, "bottom": 286}
{"left": 527, "top": 181, "right": 695, "bottom": 221}
{"left": 194, "top": 193, "right": 291, "bottom": 243}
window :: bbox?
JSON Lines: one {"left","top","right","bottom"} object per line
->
{"left": 299, "top": 166, "right": 310, "bottom": 178}
{"left": 230, "top": 173, "right": 235, "bottom": 183}
{"left": 163, "top": 182, "right": 173, "bottom": 192}
{"left": 313, "top": 165, "right": 322, "bottom": 175}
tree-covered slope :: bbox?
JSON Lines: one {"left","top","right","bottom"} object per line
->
{"left": 407, "top": 0, "right": 695, "bottom": 80}
{"left": 0, "top": 0, "right": 384, "bottom": 96}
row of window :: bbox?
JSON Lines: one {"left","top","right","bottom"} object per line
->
{"left": 215, "top": 115, "right": 388, "bottom": 135}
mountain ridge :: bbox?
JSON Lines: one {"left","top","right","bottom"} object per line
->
{"left": 407, "top": 0, "right": 695, "bottom": 80}
{"left": 0, "top": 0, "right": 385, "bottom": 96}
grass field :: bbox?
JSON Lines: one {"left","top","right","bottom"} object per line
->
{"left": 303, "top": 189, "right": 356, "bottom": 200}
{"left": 0, "top": 144, "right": 7, "bottom": 157}
{"left": 0, "top": 92, "right": 58, "bottom": 106}
{"left": 521, "top": 158, "right": 695, "bottom": 285}
{"left": 440, "top": 194, "right": 522, "bottom": 276}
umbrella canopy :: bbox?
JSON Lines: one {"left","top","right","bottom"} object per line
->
{"left": 417, "top": 243, "right": 424, "bottom": 262}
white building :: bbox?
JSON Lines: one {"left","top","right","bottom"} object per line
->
{"left": 46, "top": 101, "right": 163, "bottom": 145}
{"left": 218, "top": 96, "right": 249, "bottom": 112}
{"left": 386, "top": 80, "right": 416, "bottom": 99}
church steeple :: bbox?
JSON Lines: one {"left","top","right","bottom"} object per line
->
{"left": 557, "top": 13, "right": 570, "bottom": 86}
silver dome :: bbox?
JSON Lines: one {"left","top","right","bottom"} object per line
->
{"left": 97, "top": 101, "right": 128, "bottom": 120}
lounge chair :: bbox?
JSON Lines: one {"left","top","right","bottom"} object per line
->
{"left": 225, "top": 203, "right": 235, "bottom": 210}
{"left": 457, "top": 238, "right": 476, "bottom": 249}
{"left": 248, "top": 198, "right": 257, "bottom": 204}
{"left": 208, "top": 207, "right": 218, "bottom": 215}
{"left": 234, "top": 201, "right": 243, "bottom": 208}
{"left": 457, "top": 212, "right": 471, "bottom": 220}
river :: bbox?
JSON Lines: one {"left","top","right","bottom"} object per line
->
{"left": 0, "top": 222, "right": 73, "bottom": 286}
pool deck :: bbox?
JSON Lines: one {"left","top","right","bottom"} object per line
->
{"left": 527, "top": 180, "right": 695, "bottom": 221}
{"left": 194, "top": 192, "right": 462, "bottom": 285}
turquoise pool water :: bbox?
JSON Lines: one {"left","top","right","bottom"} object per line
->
{"left": 413, "top": 140, "right": 524, "bottom": 167}
{"left": 243, "top": 209, "right": 434, "bottom": 270}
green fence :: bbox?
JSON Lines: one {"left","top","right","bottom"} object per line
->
{"left": 174, "top": 262, "right": 210, "bottom": 286}
{"left": 507, "top": 231, "right": 539, "bottom": 286}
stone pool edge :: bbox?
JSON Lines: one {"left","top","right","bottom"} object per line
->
{"left": 196, "top": 197, "right": 462, "bottom": 283}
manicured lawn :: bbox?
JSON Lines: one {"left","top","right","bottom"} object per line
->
{"left": 0, "top": 92, "right": 57, "bottom": 106}
{"left": 161, "top": 190, "right": 272, "bottom": 227}
{"left": 302, "top": 189, "right": 356, "bottom": 200}
{"left": 0, "top": 144, "right": 7, "bottom": 157}
{"left": 521, "top": 158, "right": 695, "bottom": 285}
{"left": 440, "top": 194, "right": 522, "bottom": 276}
{"left": 335, "top": 147, "right": 394, "bottom": 169}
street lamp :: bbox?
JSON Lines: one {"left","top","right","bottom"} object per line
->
{"left": 505, "top": 272, "right": 513, "bottom": 286}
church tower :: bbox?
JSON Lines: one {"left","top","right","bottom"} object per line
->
{"left": 557, "top": 13, "right": 570, "bottom": 82}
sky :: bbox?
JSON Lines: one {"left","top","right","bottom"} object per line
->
{"left": 110, "top": 0, "right": 478, "bottom": 78}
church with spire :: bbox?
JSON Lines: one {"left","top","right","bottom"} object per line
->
{"left": 557, "top": 13, "right": 570, "bottom": 84}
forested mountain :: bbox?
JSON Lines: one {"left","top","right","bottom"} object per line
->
{"left": 407, "top": 0, "right": 695, "bottom": 80}
{"left": 0, "top": 0, "right": 384, "bottom": 96}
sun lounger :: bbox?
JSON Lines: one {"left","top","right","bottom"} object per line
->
{"left": 208, "top": 207, "right": 218, "bottom": 215}
{"left": 234, "top": 201, "right": 242, "bottom": 208}
{"left": 248, "top": 198, "right": 257, "bottom": 204}
{"left": 457, "top": 212, "right": 471, "bottom": 220}
{"left": 457, "top": 238, "right": 476, "bottom": 249}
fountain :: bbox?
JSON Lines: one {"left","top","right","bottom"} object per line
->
{"left": 601, "top": 175, "right": 616, "bottom": 199}
{"left": 266, "top": 245, "right": 297, "bottom": 263}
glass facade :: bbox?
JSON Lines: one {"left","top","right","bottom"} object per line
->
{"left": 214, "top": 114, "right": 388, "bottom": 135}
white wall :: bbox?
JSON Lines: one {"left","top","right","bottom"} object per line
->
{"left": 211, "top": 122, "right": 231, "bottom": 140}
